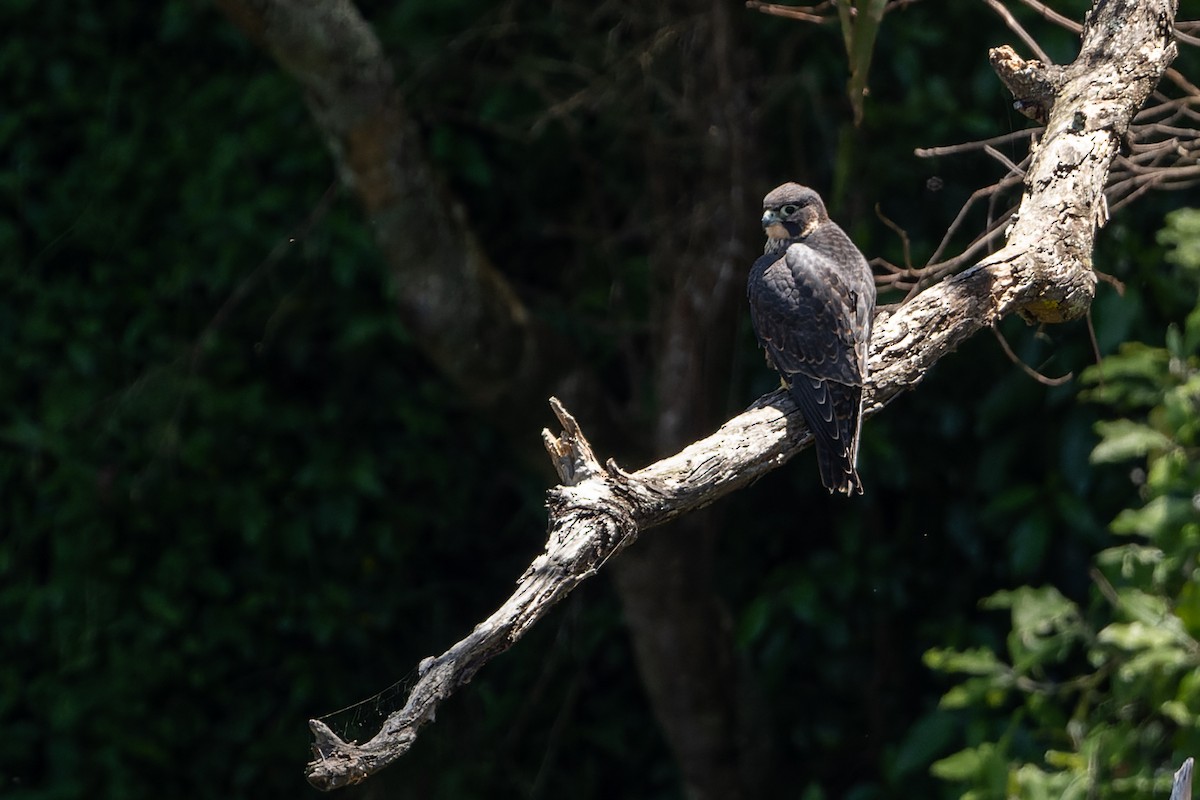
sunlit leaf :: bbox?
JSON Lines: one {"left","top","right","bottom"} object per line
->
{"left": 1090, "top": 419, "right": 1173, "bottom": 463}
{"left": 1095, "top": 544, "right": 1164, "bottom": 579}
{"left": 924, "top": 646, "right": 1006, "bottom": 676}
{"left": 1096, "top": 620, "right": 1176, "bottom": 650}
{"left": 1111, "top": 495, "right": 1194, "bottom": 538}
{"left": 1116, "top": 645, "right": 1191, "bottom": 681}
{"left": 1160, "top": 208, "right": 1200, "bottom": 270}
{"left": 1160, "top": 699, "right": 1194, "bottom": 726}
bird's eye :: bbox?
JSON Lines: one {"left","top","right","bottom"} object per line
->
{"left": 780, "top": 204, "right": 800, "bottom": 215}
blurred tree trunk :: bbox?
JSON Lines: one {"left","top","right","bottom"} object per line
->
{"left": 607, "top": 3, "right": 766, "bottom": 798}
{"left": 216, "top": 0, "right": 766, "bottom": 795}
{"left": 212, "top": 0, "right": 602, "bottom": 449}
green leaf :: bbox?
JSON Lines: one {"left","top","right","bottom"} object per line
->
{"left": 1114, "top": 587, "right": 1171, "bottom": 627}
{"left": 1177, "top": 580, "right": 1200, "bottom": 636}
{"left": 924, "top": 646, "right": 1006, "bottom": 676}
{"left": 938, "top": 676, "right": 1010, "bottom": 710}
{"left": 931, "top": 744, "right": 996, "bottom": 781}
{"left": 1186, "top": 304, "right": 1200, "bottom": 354}
{"left": 1043, "top": 750, "right": 1085, "bottom": 770}
{"left": 1096, "top": 621, "right": 1176, "bottom": 650}
{"left": 984, "top": 586, "right": 1077, "bottom": 638}
{"left": 1159, "top": 208, "right": 1200, "bottom": 270}
{"left": 1160, "top": 699, "right": 1194, "bottom": 726}
{"left": 1081, "top": 342, "right": 1171, "bottom": 384}
{"left": 1116, "top": 645, "right": 1191, "bottom": 681}
{"left": 1111, "top": 496, "right": 1194, "bottom": 538}
{"left": 1095, "top": 544, "right": 1164, "bottom": 579}
{"left": 1080, "top": 343, "right": 1171, "bottom": 408}
{"left": 1090, "top": 419, "right": 1173, "bottom": 463}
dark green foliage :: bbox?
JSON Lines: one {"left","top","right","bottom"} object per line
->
{"left": 920, "top": 210, "right": 1200, "bottom": 798}
{"left": 2, "top": 1, "right": 1198, "bottom": 799}
{"left": 0, "top": 3, "right": 579, "bottom": 797}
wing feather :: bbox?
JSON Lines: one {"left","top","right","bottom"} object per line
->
{"left": 748, "top": 242, "right": 866, "bottom": 386}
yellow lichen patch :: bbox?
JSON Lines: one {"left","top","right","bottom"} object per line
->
{"left": 1021, "top": 297, "right": 1068, "bottom": 323}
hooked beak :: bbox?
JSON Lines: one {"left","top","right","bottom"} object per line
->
{"left": 761, "top": 208, "right": 790, "bottom": 240}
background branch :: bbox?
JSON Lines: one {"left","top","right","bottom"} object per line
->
{"left": 215, "top": 0, "right": 542, "bottom": 413}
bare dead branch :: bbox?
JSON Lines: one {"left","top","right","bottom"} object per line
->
{"left": 873, "top": 172, "right": 1025, "bottom": 296}
{"left": 1176, "top": 28, "right": 1200, "bottom": 47}
{"left": 883, "top": 0, "right": 925, "bottom": 12}
{"left": 303, "top": 0, "right": 1179, "bottom": 789}
{"left": 744, "top": 1, "right": 830, "bottom": 23}
{"left": 1085, "top": 311, "right": 1104, "bottom": 385}
{"left": 1095, "top": 271, "right": 1127, "bottom": 296}
{"left": 1013, "top": 0, "right": 1083, "bottom": 33}
{"left": 915, "top": 128, "right": 1042, "bottom": 157}
{"left": 984, "top": 0, "right": 1052, "bottom": 63}
{"left": 991, "top": 325, "right": 1073, "bottom": 386}
{"left": 913, "top": 5, "right": 1199, "bottom": 290}
{"left": 874, "top": 203, "right": 913, "bottom": 271}
{"left": 990, "top": 43, "right": 1067, "bottom": 123}
{"left": 983, "top": 144, "right": 1028, "bottom": 175}
{"left": 925, "top": 174, "right": 1022, "bottom": 266}
{"left": 1165, "top": 66, "right": 1200, "bottom": 96}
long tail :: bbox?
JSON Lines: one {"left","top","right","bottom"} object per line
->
{"left": 786, "top": 376, "right": 864, "bottom": 495}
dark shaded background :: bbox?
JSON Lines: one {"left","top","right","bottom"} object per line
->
{"left": 3, "top": 1, "right": 1197, "bottom": 798}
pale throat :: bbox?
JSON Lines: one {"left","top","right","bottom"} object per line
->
{"left": 764, "top": 220, "right": 796, "bottom": 253}
{"left": 763, "top": 222, "right": 792, "bottom": 254}
{"left": 763, "top": 218, "right": 818, "bottom": 253}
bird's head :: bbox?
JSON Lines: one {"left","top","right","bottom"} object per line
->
{"left": 761, "top": 183, "right": 827, "bottom": 251}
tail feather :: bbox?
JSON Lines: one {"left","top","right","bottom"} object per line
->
{"left": 786, "top": 376, "right": 864, "bottom": 495}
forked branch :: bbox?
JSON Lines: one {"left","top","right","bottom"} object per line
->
{"left": 306, "top": 0, "right": 1179, "bottom": 789}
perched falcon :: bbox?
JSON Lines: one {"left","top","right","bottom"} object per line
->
{"left": 747, "top": 183, "right": 876, "bottom": 495}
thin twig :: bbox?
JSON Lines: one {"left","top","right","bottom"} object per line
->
{"left": 915, "top": 128, "right": 1042, "bottom": 158}
{"left": 984, "top": 0, "right": 1052, "bottom": 63}
{"left": 983, "top": 144, "right": 1027, "bottom": 175}
{"left": 1084, "top": 310, "right": 1104, "bottom": 393}
{"left": 1012, "top": 0, "right": 1082, "bottom": 33}
{"left": 744, "top": 1, "right": 829, "bottom": 23}
{"left": 1165, "top": 67, "right": 1200, "bottom": 97}
{"left": 992, "top": 325, "right": 1073, "bottom": 386}
{"left": 883, "top": 0, "right": 925, "bottom": 12}
{"left": 1176, "top": 29, "right": 1200, "bottom": 48}
{"left": 875, "top": 203, "right": 913, "bottom": 270}
{"left": 926, "top": 174, "right": 1023, "bottom": 265}
{"left": 1094, "top": 271, "right": 1126, "bottom": 296}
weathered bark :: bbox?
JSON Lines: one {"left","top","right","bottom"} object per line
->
{"left": 304, "top": 1, "right": 1180, "bottom": 788}
{"left": 1174, "top": 757, "right": 1195, "bottom": 800}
